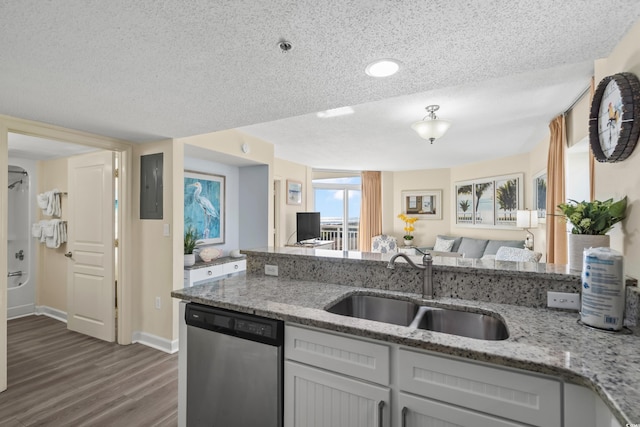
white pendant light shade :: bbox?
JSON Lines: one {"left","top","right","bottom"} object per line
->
{"left": 411, "top": 119, "right": 451, "bottom": 141}
{"left": 411, "top": 105, "right": 451, "bottom": 143}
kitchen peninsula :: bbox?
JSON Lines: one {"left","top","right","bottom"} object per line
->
{"left": 173, "top": 247, "right": 640, "bottom": 426}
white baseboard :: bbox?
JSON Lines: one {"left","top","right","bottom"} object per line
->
{"left": 7, "top": 303, "right": 36, "bottom": 320}
{"left": 132, "top": 331, "right": 179, "bottom": 354}
{"left": 35, "top": 305, "right": 68, "bottom": 323}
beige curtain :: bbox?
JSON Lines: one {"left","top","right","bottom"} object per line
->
{"left": 359, "top": 171, "right": 382, "bottom": 252}
{"left": 546, "top": 115, "right": 568, "bottom": 264}
{"left": 589, "top": 76, "right": 596, "bottom": 201}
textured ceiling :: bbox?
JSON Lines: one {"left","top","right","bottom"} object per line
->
{"left": 1, "top": 1, "right": 640, "bottom": 170}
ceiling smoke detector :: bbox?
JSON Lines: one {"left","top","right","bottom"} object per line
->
{"left": 278, "top": 40, "right": 293, "bottom": 53}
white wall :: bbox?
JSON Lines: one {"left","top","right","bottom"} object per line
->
{"left": 239, "top": 165, "right": 269, "bottom": 249}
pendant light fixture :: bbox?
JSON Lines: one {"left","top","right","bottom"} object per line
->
{"left": 411, "top": 105, "right": 452, "bottom": 144}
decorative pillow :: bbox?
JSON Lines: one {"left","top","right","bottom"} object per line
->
{"left": 433, "top": 237, "right": 455, "bottom": 252}
{"left": 495, "top": 247, "right": 542, "bottom": 262}
{"left": 437, "top": 235, "right": 463, "bottom": 252}
{"left": 484, "top": 239, "right": 526, "bottom": 255}
{"left": 457, "top": 238, "right": 489, "bottom": 259}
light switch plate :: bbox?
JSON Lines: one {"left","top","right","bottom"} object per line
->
{"left": 547, "top": 291, "right": 581, "bottom": 310}
{"left": 163, "top": 224, "right": 170, "bottom": 236}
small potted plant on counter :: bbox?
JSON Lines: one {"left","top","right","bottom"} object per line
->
{"left": 557, "top": 196, "right": 627, "bottom": 270}
{"left": 184, "top": 226, "right": 197, "bottom": 267}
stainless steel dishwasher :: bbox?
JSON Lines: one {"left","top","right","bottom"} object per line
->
{"left": 185, "top": 303, "right": 284, "bottom": 427}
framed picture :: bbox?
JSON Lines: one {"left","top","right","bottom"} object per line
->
{"left": 184, "top": 171, "right": 225, "bottom": 244}
{"left": 533, "top": 170, "right": 547, "bottom": 222}
{"left": 287, "top": 180, "right": 302, "bottom": 205}
{"left": 401, "top": 190, "right": 442, "bottom": 219}
{"left": 455, "top": 173, "right": 523, "bottom": 228}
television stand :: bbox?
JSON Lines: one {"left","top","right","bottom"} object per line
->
{"left": 286, "top": 240, "right": 334, "bottom": 249}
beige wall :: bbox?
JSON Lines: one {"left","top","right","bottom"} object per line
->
{"left": 566, "top": 91, "right": 590, "bottom": 147}
{"left": 132, "top": 140, "right": 175, "bottom": 341}
{"left": 528, "top": 135, "right": 550, "bottom": 260}
{"left": 592, "top": 18, "right": 640, "bottom": 278}
{"left": 36, "top": 157, "right": 69, "bottom": 311}
{"left": 391, "top": 168, "right": 451, "bottom": 247}
{"left": 274, "top": 158, "right": 309, "bottom": 246}
{"left": 448, "top": 152, "right": 532, "bottom": 243}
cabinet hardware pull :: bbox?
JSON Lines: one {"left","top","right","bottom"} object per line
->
{"left": 401, "top": 406, "right": 408, "bottom": 427}
{"left": 207, "top": 270, "right": 213, "bottom": 276}
{"left": 64, "top": 252, "right": 73, "bottom": 258}
{"left": 378, "top": 401, "right": 385, "bottom": 427}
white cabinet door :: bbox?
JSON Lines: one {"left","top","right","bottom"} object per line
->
{"left": 398, "top": 392, "right": 526, "bottom": 427}
{"left": 398, "top": 349, "right": 561, "bottom": 427}
{"left": 285, "top": 361, "right": 390, "bottom": 427}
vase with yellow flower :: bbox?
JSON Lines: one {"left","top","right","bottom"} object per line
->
{"left": 398, "top": 213, "right": 419, "bottom": 246}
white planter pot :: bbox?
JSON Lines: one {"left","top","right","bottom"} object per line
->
{"left": 184, "top": 253, "right": 196, "bottom": 267}
{"left": 404, "top": 239, "right": 414, "bottom": 246}
{"left": 568, "top": 234, "right": 610, "bottom": 271}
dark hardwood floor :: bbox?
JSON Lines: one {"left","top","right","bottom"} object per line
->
{"left": 1, "top": 315, "right": 178, "bottom": 426}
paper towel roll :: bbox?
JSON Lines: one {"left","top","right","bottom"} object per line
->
{"left": 580, "top": 247, "right": 625, "bottom": 331}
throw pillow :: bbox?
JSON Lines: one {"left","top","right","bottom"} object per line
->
{"left": 495, "top": 247, "right": 542, "bottom": 262}
{"left": 433, "top": 237, "right": 455, "bottom": 252}
{"left": 457, "top": 238, "right": 489, "bottom": 259}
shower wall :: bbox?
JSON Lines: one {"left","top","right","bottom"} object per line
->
{"left": 7, "top": 159, "right": 37, "bottom": 319}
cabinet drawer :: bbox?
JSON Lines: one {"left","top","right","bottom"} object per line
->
{"left": 223, "top": 259, "right": 246, "bottom": 275}
{"left": 398, "top": 349, "right": 561, "bottom": 427}
{"left": 285, "top": 325, "right": 390, "bottom": 385}
{"left": 398, "top": 392, "right": 526, "bottom": 427}
{"left": 188, "top": 265, "right": 224, "bottom": 284}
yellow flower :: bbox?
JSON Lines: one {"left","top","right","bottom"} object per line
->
{"left": 398, "top": 213, "right": 418, "bottom": 238}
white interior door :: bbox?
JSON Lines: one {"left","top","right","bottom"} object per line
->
{"left": 67, "top": 151, "right": 115, "bottom": 342}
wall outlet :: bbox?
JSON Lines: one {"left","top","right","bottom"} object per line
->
{"left": 547, "top": 291, "right": 580, "bottom": 310}
{"left": 265, "top": 265, "right": 278, "bottom": 276}
{"left": 155, "top": 296, "right": 161, "bottom": 309}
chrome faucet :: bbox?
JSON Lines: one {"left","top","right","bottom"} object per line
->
{"left": 387, "top": 249, "right": 433, "bottom": 299}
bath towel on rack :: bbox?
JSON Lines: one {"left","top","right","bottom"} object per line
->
{"left": 45, "top": 219, "right": 67, "bottom": 249}
{"left": 36, "top": 189, "right": 62, "bottom": 217}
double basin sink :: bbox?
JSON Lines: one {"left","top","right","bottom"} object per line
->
{"left": 326, "top": 294, "right": 508, "bottom": 341}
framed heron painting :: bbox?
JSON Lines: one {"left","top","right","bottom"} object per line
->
{"left": 184, "top": 171, "right": 225, "bottom": 244}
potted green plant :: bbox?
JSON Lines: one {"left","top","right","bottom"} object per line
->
{"left": 557, "top": 197, "right": 627, "bottom": 269}
{"left": 184, "top": 226, "right": 198, "bottom": 267}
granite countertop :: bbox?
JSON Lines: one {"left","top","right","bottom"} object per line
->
{"left": 244, "top": 246, "right": 582, "bottom": 278}
{"left": 172, "top": 274, "right": 640, "bottom": 425}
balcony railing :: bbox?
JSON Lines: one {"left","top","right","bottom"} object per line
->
{"left": 320, "top": 223, "right": 359, "bottom": 251}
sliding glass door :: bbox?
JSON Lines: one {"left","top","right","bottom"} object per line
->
{"left": 313, "top": 176, "right": 361, "bottom": 251}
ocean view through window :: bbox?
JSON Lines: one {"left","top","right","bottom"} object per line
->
{"left": 313, "top": 174, "right": 361, "bottom": 251}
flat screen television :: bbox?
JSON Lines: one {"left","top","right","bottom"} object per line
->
{"left": 296, "top": 212, "right": 321, "bottom": 243}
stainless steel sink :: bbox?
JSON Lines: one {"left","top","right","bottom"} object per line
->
{"left": 410, "top": 306, "right": 509, "bottom": 340}
{"left": 325, "top": 294, "right": 509, "bottom": 340}
{"left": 325, "top": 295, "right": 419, "bottom": 326}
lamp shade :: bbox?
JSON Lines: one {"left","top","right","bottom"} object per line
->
{"left": 411, "top": 119, "right": 452, "bottom": 141}
{"left": 516, "top": 210, "right": 539, "bottom": 228}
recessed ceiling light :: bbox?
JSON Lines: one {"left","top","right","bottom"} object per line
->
{"left": 365, "top": 59, "right": 400, "bottom": 77}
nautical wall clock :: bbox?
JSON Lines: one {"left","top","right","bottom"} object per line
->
{"left": 589, "top": 72, "right": 640, "bottom": 163}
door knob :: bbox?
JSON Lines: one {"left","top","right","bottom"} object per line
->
{"left": 64, "top": 252, "right": 73, "bottom": 258}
